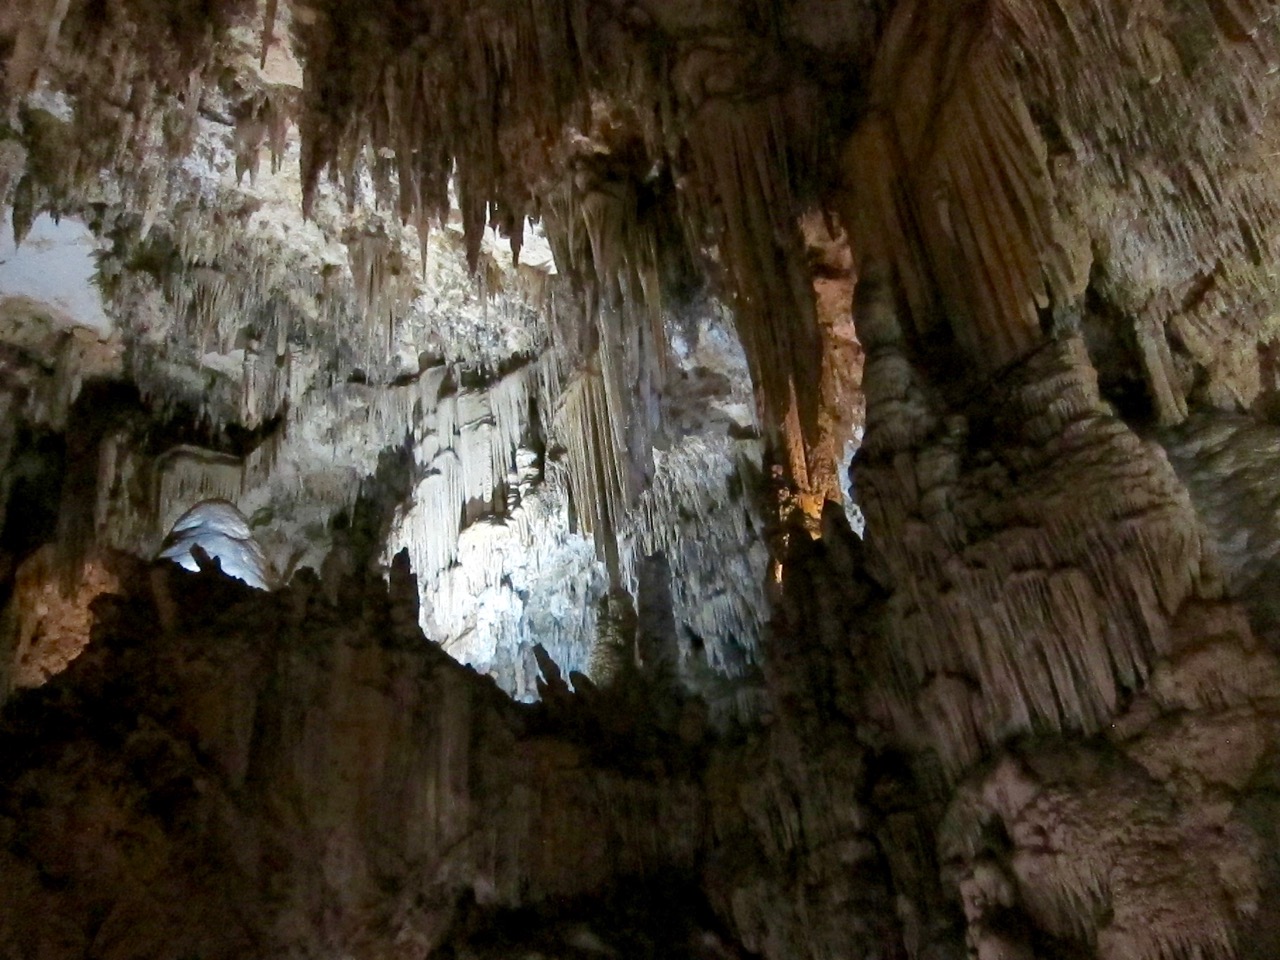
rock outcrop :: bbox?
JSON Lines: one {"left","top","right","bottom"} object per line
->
{"left": 0, "top": 555, "right": 711, "bottom": 957}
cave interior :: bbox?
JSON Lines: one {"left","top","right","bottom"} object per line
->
{"left": 4, "top": 0, "right": 1280, "bottom": 957}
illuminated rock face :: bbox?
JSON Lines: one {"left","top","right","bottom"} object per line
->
{"left": 4, "top": 0, "right": 1280, "bottom": 958}
{"left": 0, "top": 213, "right": 113, "bottom": 338}
{"left": 0, "top": 545, "right": 126, "bottom": 703}
{"left": 157, "top": 498, "right": 276, "bottom": 590}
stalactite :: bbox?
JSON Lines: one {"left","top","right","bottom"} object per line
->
{"left": 621, "top": 436, "right": 767, "bottom": 681}
{"left": 419, "top": 464, "right": 607, "bottom": 701}
{"left": 4, "top": 0, "right": 856, "bottom": 527}
{"left": 233, "top": 88, "right": 295, "bottom": 183}
{"left": 841, "top": 0, "right": 1087, "bottom": 376}
{"left": 155, "top": 446, "right": 244, "bottom": 535}
{"left": 554, "top": 368, "right": 628, "bottom": 580}
{"left": 0, "top": 0, "right": 74, "bottom": 105}
{"left": 680, "top": 86, "right": 826, "bottom": 490}
{"left": 539, "top": 167, "right": 670, "bottom": 505}
{"left": 11, "top": 4, "right": 1280, "bottom": 958}
{"left": 991, "top": 0, "right": 1280, "bottom": 414}
{"left": 381, "top": 365, "right": 550, "bottom": 676}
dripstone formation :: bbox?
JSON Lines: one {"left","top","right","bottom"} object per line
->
{"left": 3, "top": 1, "right": 1280, "bottom": 957}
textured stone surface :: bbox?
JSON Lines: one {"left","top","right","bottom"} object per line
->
{"left": 0, "top": 545, "right": 126, "bottom": 703}
{"left": 0, "top": 558, "right": 710, "bottom": 957}
{"left": 4, "top": 1, "right": 1280, "bottom": 958}
{"left": 853, "top": 269, "right": 1219, "bottom": 774}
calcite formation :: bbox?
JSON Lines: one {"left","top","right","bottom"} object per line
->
{"left": 3, "top": 0, "right": 1280, "bottom": 958}
{"left": 855, "top": 276, "right": 1217, "bottom": 775}
{"left": 157, "top": 498, "right": 276, "bottom": 589}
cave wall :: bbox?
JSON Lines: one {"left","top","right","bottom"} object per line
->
{"left": 801, "top": 284, "right": 1280, "bottom": 959}
{"left": 0, "top": 556, "right": 712, "bottom": 957}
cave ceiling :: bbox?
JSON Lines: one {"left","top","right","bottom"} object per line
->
{"left": 0, "top": 0, "right": 1276, "bottom": 692}
{"left": 0, "top": 0, "right": 889, "bottom": 696}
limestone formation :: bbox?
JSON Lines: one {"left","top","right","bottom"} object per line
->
{"left": 3, "top": 0, "right": 1280, "bottom": 957}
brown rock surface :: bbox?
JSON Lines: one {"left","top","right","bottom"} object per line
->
{"left": 0, "top": 557, "right": 712, "bottom": 957}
